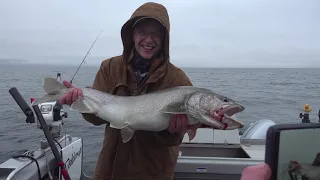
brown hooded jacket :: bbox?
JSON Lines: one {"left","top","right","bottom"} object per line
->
{"left": 82, "top": 2, "right": 192, "bottom": 180}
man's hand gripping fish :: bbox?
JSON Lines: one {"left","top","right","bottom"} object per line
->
{"left": 32, "top": 77, "right": 245, "bottom": 143}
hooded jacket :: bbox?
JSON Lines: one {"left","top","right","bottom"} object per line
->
{"left": 82, "top": 2, "right": 192, "bottom": 180}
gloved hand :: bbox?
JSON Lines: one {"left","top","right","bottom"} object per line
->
{"left": 59, "top": 81, "right": 83, "bottom": 105}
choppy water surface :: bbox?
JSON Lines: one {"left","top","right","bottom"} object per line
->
{"left": 1, "top": 63, "right": 319, "bottom": 175}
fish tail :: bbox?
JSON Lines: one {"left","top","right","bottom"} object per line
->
{"left": 31, "top": 77, "right": 68, "bottom": 106}
{"left": 42, "top": 77, "right": 68, "bottom": 94}
{"left": 31, "top": 94, "right": 63, "bottom": 106}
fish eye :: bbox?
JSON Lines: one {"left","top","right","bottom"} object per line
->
{"left": 223, "top": 98, "right": 228, "bottom": 102}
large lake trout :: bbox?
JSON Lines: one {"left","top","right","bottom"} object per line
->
{"left": 32, "top": 77, "right": 245, "bottom": 143}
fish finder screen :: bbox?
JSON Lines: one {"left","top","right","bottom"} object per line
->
{"left": 277, "top": 128, "right": 320, "bottom": 180}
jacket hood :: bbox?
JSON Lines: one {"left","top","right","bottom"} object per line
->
{"left": 121, "top": 2, "right": 170, "bottom": 64}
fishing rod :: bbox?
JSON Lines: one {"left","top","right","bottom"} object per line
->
{"left": 70, "top": 29, "right": 103, "bottom": 84}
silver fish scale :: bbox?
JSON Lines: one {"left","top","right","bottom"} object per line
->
{"left": 36, "top": 77, "right": 245, "bottom": 142}
{"left": 200, "top": 93, "right": 224, "bottom": 112}
{"left": 60, "top": 86, "right": 243, "bottom": 133}
{"left": 185, "top": 93, "right": 206, "bottom": 124}
{"left": 202, "top": 95, "right": 227, "bottom": 117}
{"left": 126, "top": 87, "right": 190, "bottom": 116}
{"left": 186, "top": 93, "right": 223, "bottom": 115}
{"left": 102, "top": 87, "right": 197, "bottom": 131}
{"left": 81, "top": 88, "right": 115, "bottom": 108}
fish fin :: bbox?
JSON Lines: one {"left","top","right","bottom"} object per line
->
{"left": 109, "top": 121, "right": 129, "bottom": 129}
{"left": 160, "top": 104, "right": 186, "bottom": 114}
{"left": 70, "top": 98, "right": 94, "bottom": 113}
{"left": 43, "top": 77, "right": 67, "bottom": 95}
{"left": 161, "top": 111, "right": 186, "bottom": 114}
{"left": 109, "top": 122, "right": 135, "bottom": 143}
{"left": 121, "top": 126, "right": 135, "bottom": 143}
{"left": 187, "top": 129, "right": 197, "bottom": 141}
{"left": 31, "top": 77, "right": 68, "bottom": 106}
{"left": 31, "top": 94, "right": 61, "bottom": 106}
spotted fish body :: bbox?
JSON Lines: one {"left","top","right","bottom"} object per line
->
{"left": 32, "top": 77, "right": 245, "bottom": 143}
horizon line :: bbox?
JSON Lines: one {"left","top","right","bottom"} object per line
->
{"left": 1, "top": 61, "right": 320, "bottom": 69}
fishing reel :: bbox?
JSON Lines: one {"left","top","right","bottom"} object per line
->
{"left": 9, "top": 87, "right": 67, "bottom": 139}
{"left": 29, "top": 73, "right": 68, "bottom": 138}
{"left": 8, "top": 86, "right": 72, "bottom": 180}
{"left": 33, "top": 100, "right": 68, "bottom": 138}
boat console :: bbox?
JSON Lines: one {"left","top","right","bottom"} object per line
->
{"left": 175, "top": 117, "right": 277, "bottom": 180}
{"left": 0, "top": 86, "right": 90, "bottom": 180}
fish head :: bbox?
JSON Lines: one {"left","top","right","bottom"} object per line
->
{"left": 185, "top": 91, "right": 245, "bottom": 129}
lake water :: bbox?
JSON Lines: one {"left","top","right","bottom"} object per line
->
{"left": 1, "top": 63, "right": 319, "bottom": 175}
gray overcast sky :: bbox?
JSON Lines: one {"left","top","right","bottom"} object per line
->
{"left": 0, "top": 0, "right": 319, "bottom": 67}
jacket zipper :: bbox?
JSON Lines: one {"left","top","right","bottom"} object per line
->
{"left": 131, "top": 74, "right": 149, "bottom": 96}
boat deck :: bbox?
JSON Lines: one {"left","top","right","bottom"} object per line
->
{"left": 241, "top": 144, "right": 265, "bottom": 160}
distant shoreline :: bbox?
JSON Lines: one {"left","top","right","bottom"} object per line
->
{"left": 1, "top": 59, "right": 320, "bottom": 68}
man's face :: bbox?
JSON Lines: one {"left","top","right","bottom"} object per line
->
{"left": 133, "top": 19, "right": 164, "bottom": 60}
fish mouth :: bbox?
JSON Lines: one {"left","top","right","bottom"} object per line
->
{"left": 207, "top": 104, "right": 245, "bottom": 129}
{"left": 219, "top": 104, "right": 245, "bottom": 117}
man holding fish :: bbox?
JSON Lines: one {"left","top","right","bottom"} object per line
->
{"left": 52, "top": 2, "right": 245, "bottom": 180}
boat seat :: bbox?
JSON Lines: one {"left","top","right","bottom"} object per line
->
{"left": 182, "top": 128, "right": 241, "bottom": 145}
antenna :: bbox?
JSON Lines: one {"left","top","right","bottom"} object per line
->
{"left": 70, "top": 29, "right": 103, "bottom": 84}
